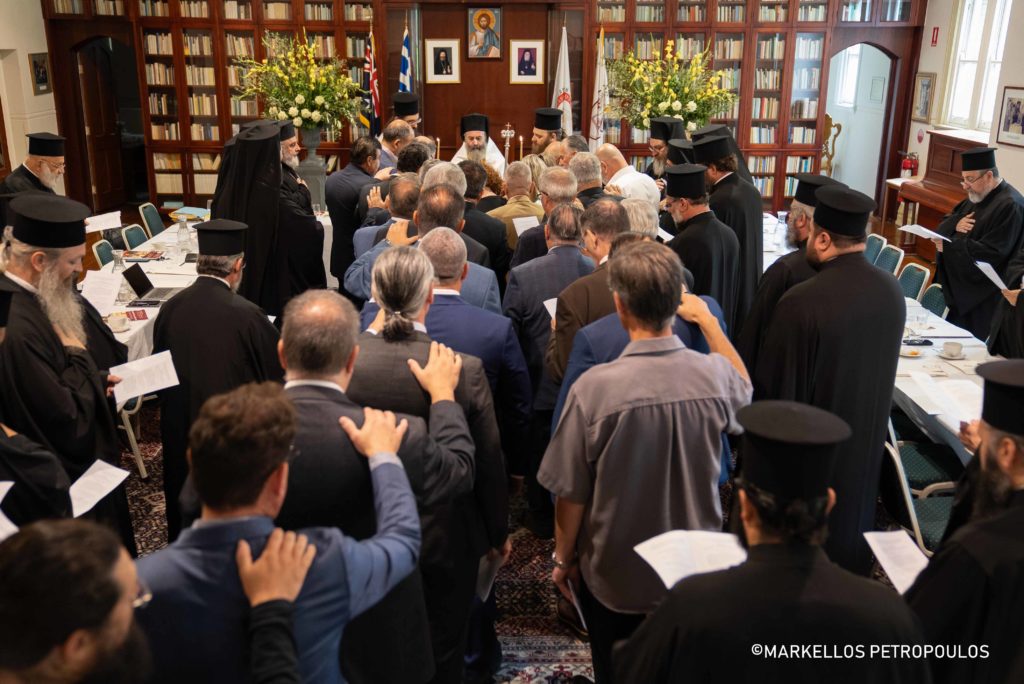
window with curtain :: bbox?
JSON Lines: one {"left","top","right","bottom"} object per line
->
{"left": 944, "top": 0, "right": 1013, "bottom": 130}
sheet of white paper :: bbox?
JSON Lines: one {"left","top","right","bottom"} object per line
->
{"left": 974, "top": 261, "right": 1009, "bottom": 291}
{"left": 512, "top": 215, "right": 540, "bottom": 236}
{"left": 906, "top": 372, "right": 955, "bottom": 416}
{"left": 657, "top": 228, "right": 674, "bottom": 242}
{"left": 85, "top": 211, "right": 123, "bottom": 233}
{"left": 566, "top": 579, "right": 588, "bottom": 631}
{"left": 543, "top": 298, "right": 557, "bottom": 319}
{"left": 634, "top": 530, "right": 748, "bottom": 589}
{"left": 70, "top": 460, "right": 130, "bottom": 517}
{"left": 80, "top": 270, "right": 123, "bottom": 317}
{"left": 899, "top": 224, "right": 950, "bottom": 242}
{"left": 941, "top": 380, "right": 983, "bottom": 424}
{"left": 476, "top": 553, "right": 503, "bottom": 601}
{"left": 864, "top": 530, "right": 928, "bottom": 594}
{"left": 109, "top": 350, "right": 180, "bottom": 405}
{"left": 0, "top": 482, "right": 16, "bottom": 542}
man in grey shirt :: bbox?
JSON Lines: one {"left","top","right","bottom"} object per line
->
{"left": 537, "top": 241, "right": 752, "bottom": 684}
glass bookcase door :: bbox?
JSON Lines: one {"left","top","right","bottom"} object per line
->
{"left": 747, "top": 154, "right": 777, "bottom": 204}
{"left": 717, "top": 0, "right": 747, "bottom": 23}
{"left": 225, "top": 31, "right": 257, "bottom": 135}
{"left": 796, "top": 0, "right": 829, "bottom": 21}
{"left": 343, "top": 3, "right": 374, "bottom": 21}
{"left": 307, "top": 31, "right": 338, "bottom": 59}
{"left": 751, "top": 32, "right": 785, "bottom": 146}
{"left": 303, "top": 0, "right": 334, "bottom": 22}
{"left": 180, "top": 0, "right": 210, "bottom": 18}
{"left": 262, "top": 0, "right": 292, "bottom": 21}
{"left": 880, "top": 0, "right": 911, "bottom": 21}
{"left": 675, "top": 33, "right": 706, "bottom": 60}
{"left": 635, "top": 0, "right": 666, "bottom": 22}
{"left": 603, "top": 32, "right": 625, "bottom": 60}
{"left": 711, "top": 32, "right": 744, "bottom": 134}
{"left": 183, "top": 29, "right": 220, "bottom": 143}
{"left": 51, "top": 0, "right": 85, "bottom": 14}
{"left": 789, "top": 32, "right": 824, "bottom": 146}
{"left": 784, "top": 155, "right": 817, "bottom": 199}
{"left": 143, "top": 29, "right": 179, "bottom": 142}
{"left": 633, "top": 32, "right": 664, "bottom": 61}
{"left": 758, "top": 0, "right": 789, "bottom": 22}
{"left": 677, "top": 0, "right": 707, "bottom": 22}
{"left": 138, "top": 0, "right": 169, "bottom": 16}
{"left": 222, "top": 0, "right": 253, "bottom": 20}
{"left": 190, "top": 152, "right": 221, "bottom": 199}
{"left": 153, "top": 152, "right": 184, "bottom": 202}
{"left": 596, "top": 0, "right": 627, "bottom": 23}
{"left": 94, "top": 0, "right": 126, "bottom": 16}
{"left": 839, "top": 0, "right": 872, "bottom": 21}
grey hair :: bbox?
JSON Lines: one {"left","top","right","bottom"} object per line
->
{"left": 0, "top": 226, "right": 62, "bottom": 273}
{"left": 196, "top": 253, "right": 243, "bottom": 278}
{"left": 418, "top": 158, "right": 444, "bottom": 184}
{"left": 564, "top": 135, "right": 590, "bottom": 155}
{"left": 422, "top": 162, "right": 468, "bottom": 197}
{"left": 522, "top": 154, "right": 548, "bottom": 192}
{"left": 413, "top": 135, "right": 438, "bottom": 158}
{"left": 569, "top": 152, "right": 602, "bottom": 185}
{"left": 419, "top": 227, "right": 467, "bottom": 285}
{"left": 504, "top": 161, "right": 533, "bottom": 194}
{"left": 622, "top": 198, "right": 659, "bottom": 238}
{"left": 789, "top": 199, "right": 812, "bottom": 222}
{"left": 546, "top": 203, "right": 582, "bottom": 242}
{"left": 539, "top": 166, "right": 578, "bottom": 203}
{"left": 371, "top": 246, "right": 435, "bottom": 341}
{"left": 608, "top": 241, "right": 683, "bottom": 332}
{"left": 281, "top": 290, "right": 359, "bottom": 376}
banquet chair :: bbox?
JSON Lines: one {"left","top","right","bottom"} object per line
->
{"left": 122, "top": 224, "right": 149, "bottom": 250}
{"left": 897, "top": 263, "right": 930, "bottom": 300}
{"left": 874, "top": 244, "right": 905, "bottom": 275}
{"left": 864, "top": 233, "right": 886, "bottom": 264}
{"left": 92, "top": 239, "right": 114, "bottom": 267}
{"left": 118, "top": 396, "right": 149, "bottom": 479}
{"left": 139, "top": 202, "right": 167, "bottom": 237}
{"left": 887, "top": 419, "right": 960, "bottom": 498}
{"left": 919, "top": 283, "right": 949, "bottom": 318}
{"left": 879, "top": 442, "right": 953, "bottom": 555}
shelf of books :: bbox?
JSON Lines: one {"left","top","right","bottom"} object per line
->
{"left": 783, "top": 154, "right": 818, "bottom": 198}
{"left": 153, "top": 152, "right": 184, "bottom": 205}
{"left": 716, "top": 0, "right": 747, "bottom": 23}
{"left": 189, "top": 152, "right": 221, "bottom": 199}
{"left": 747, "top": 154, "right": 777, "bottom": 206}
{"left": 634, "top": 0, "right": 665, "bottom": 23}
{"left": 262, "top": 0, "right": 292, "bottom": 21}
{"left": 677, "top": 0, "right": 707, "bottom": 23}
{"left": 840, "top": 0, "right": 872, "bottom": 22}
{"left": 180, "top": 0, "right": 210, "bottom": 19}
{"left": 596, "top": 0, "right": 627, "bottom": 23}
{"left": 789, "top": 32, "right": 824, "bottom": 148}
{"left": 797, "top": 0, "right": 830, "bottom": 22}
{"left": 95, "top": 0, "right": 127, "bottom": 16}
{"left": 225, "top": 30, "right": 258, "bottom": 135}
{"left": 880, "top": 0, "right": 912, "bottom": 22}
{"left": 184, "top": 29, "right": 220, "bottom": 143}
{"left": 138, "top": 0, "right": 170, "bottom": 17}
{"left": 750, "top": 32, "right": 784, "bottom": 147}
{"left": 222, "top": 0, "right": 253, "bottom": 20}
{"left": 710, "top": 32, "right": 743, "bottom": 138}
{"left": 50, "top": 0, "right": 85, "bottom": 15}
{"left": 757, "top": 0, "right": 789, "bottom": 22}
{"left": 143, "top": 28, "right": 180, "bottom": 143}
{"left": 675, "top": 32, "right": 706, "bottom": 60}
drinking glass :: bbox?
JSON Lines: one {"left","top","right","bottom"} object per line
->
{"left": 111, "top": 249, "right": 125, "bottom": 274}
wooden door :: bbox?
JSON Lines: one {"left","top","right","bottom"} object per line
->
{"left": 77, "top": 43, "right": 125, "bottom": 211}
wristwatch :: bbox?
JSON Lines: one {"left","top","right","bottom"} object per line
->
{"left": 551, "top": 552, "right": 574, "bottom": 570}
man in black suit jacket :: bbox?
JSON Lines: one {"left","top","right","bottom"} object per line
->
{"left": 275, "top": 289, "right": 475, "bottom": 684}
{"left": 325, "top": 136, "right": 391, "bottom": 300}
{"left": 347, "top": 247, "right": 509, "bottom": 684}
{"left": 509, "top": 166, "right": 579, "bottom": 270}
{"left": 458, "top": 160, "right": 511, "bottom": 288}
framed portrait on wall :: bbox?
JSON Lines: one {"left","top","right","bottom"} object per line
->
{"left": 467, "top": 8, "right": 501, "bottom": 59}
{"left": 425, "top": 39, "right": 460, "bottom": 84}
{"left": 996, "top": 86, "right": 1024, "bottom": 148}
{"left": 510, "top": 40, "right": 544, "bottom": 85}
{"left": 28, "top": 53, "right": 52, "bottom": 96}
{"left": 911, "top": 72, "right": 935, "bottom": 123}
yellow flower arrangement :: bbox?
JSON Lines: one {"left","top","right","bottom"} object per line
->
{"left": 607, "top": 42, "right": 736, "bottom": 133}
{"left": 234, "top": 31, "right": 363, "bottom": 132}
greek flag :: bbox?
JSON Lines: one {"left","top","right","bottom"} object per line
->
{"left": 399, "top": 26, "right": 412, "bottom": 92}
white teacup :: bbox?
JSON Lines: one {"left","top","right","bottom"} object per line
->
{"left": 108, "top": 317, "right": 130, "bottom": 333}
{"left": 942, "top": 341, "right": 963, "bottom": 358}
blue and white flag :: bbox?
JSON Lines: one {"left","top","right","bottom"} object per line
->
{"left": 399, "top": 25, "right": 413, "bottom": 92}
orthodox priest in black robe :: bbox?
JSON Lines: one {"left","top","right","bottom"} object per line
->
{"left": 906, "top": 360, "right": 1024, "bottom": 684}
{"left": 755, "top": 186, "right": 905, "bottom": 575}
{"left": 0, "top": 133, "right": 64, "bottom": 196}
{"left": 694, "top": 134, "right": 764, "bottom": 330}
{"left": 153, "top": 219, "right": 283, "bottom": 540}
{"left": 691, "top": 123, "right": 754, "bottom": 184}
{"left": 736, "top": 174, "right": 844, "bottom": 372}
{"left": 211, "top": 123, "right": 289, "bottom": 316}
{"left": 656, "top": 139, "right": 695, "bottom": 238}
{"left": 663, "top": 164, "right": 740, "bottom": 332}
{"left": 0, "top": 194, "right": 136, "bottom": 554}
{"left": 277, "top": 121, "right": 327, "bottom": 298}
{"left": 614, "top": 401, "right": 930, "bottom": 684}
{"left": 643, "top": 117, "right": 684, "bottom": 190}
{"left": 934, "top": 147, "right": 1024, "bottom": 340}
{"left": 987, "top": 246, "right": 1024, "bottom": 358}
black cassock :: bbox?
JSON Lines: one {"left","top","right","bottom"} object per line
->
{"left": 709, "top": 173, "right": 764, "bottom": 331}
{"left": 0, "top": 431, "right": 71, "bottom": 527}
{"left": 153, "top": 277, "right": 283, "bottom": 539}
{"left": 987, "top": 247, "right": 1024, "bottom": 358}
{"left": 667, "top": 211, "right": 740, "bottom": 334}
{"left": 279, "top": 164, "right": 326, "bottom": 299}
{"left": 0, "top": 165, "right": 55, "bottom": 195}
{"left": 906, "top": 490, "right": 1024, "bottom": 684}
{"left": 935, "top": 180, "right": 1024, "bottom": 340}
{"left": 735, "top": 242, "right": 816, "bottom": 373}
{"left": 613, "top": 545, "right": 931, "bottom": 684}
{"left": 754, "top": 253, "right": 905, "bottom": 574}
{"left": 0, "top": 277, "right": 136, "bottom": 554}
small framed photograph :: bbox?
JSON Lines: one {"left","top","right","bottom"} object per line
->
{"left": 28, "top": 53, "right": 52, "bottom": 96}
{"left": 510, "top": 40, "right": 544, "bottom": 85}
{"left": 425, "top": 39, "right": 460, "bottom": 84}
{"left": 911, "top": 72, "right": 935, "bottom": 123}
{"left": 996, "top": 86, "right": 1024, "bottom": 148}
{"left": 467, "top": 8, "right": 501, "bottom": 59}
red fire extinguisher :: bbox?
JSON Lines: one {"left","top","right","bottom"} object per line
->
{"left": 898, "top": 151, "right": 919, "bottom": 178}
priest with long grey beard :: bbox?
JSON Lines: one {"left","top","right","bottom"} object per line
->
{"left": 278, "top": 120, "right": 327, "bottom": 297}
{"left": 0, "top": 193, "right": 136, "bottom": 554}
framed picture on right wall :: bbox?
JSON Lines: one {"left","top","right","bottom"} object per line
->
{"left": 996, "top": 86, "right": 1024, "bottom": 148}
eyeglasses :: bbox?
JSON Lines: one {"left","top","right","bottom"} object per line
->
{"left": 961, "top": 172, "right": 988, "bottom": 186}
{"left": 133, "top": 577, "right": 153, "bottom": 610}
{"left": 41, "top": 159, "right": 66, "bottom": 172}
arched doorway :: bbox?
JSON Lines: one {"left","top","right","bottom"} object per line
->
{"left": 73, "top": 37, "right": 147, "bottom": 212}
{"left": 824, "top": 43, "right": 894, "bottom": 199}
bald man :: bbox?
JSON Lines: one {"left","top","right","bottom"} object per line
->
{"left": 596, "top": 144, "right": 660, "bottom": 205}
{"left": 379, "top": 119, "right": 414, "bottom": 170}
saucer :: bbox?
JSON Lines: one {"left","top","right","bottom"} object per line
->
{"left": 938, "top": 351, "right": 966, "bottom": 360}
{"left": 900, "top": 347, "right": 925, "bottom": 358}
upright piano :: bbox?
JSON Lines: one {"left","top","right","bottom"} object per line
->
{"left": 898, "top": 129, "right": 979, "bottom": 261}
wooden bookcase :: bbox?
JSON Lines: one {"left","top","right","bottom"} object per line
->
{"left": 42, "top": 0, "right": 375, "bottom": 208}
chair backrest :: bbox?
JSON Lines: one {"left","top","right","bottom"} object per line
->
{"left": 897, "top": 263, "right": 930, "bottom": 300}
{"left": 139, "top": 202, "right": 166, "bottom": 237}
{"left": 878, "top": 442, "right": 929, "bottom": 552}
{"left": 122, "top": 224, "right": 148, "bottom": 249}
{"left": 864, "top": 233, "right": 886, "bottom": 263}
{"left": 874, "top": 244, "right": 904, "bottom": 275}
{"left": 92, "top": 238, "right": 114, "bottom": 267}
{"left": 920, "top": 283, "right": 949, "bottom": 318}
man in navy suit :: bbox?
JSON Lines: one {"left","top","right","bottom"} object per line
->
{"left": 137, "top": 382, "right": 420, "bottom": 684}
{"left": 352, "top": 173, "right": 419, "bottom": 258}
{"left": 502, "top": 204, "right": 594, "bottom": 537}
{"left": 276, "top": 289, "right": 476, "bottom": 684}
{"left": 345, "top": 184, "right": 501, "bottom": 313}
